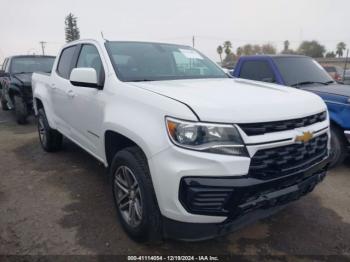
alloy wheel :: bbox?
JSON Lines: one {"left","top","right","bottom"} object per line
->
{"left": 38, "top": 116, "right": 47, "bottom": 146}
{"left": 114, "top": 166, "right": 143, "bottom": 227}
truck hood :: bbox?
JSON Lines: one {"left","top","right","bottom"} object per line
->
{"left": 301, "top": 83, "right": 350, "bottom": 98}
{"left": 131, "top": 78, "right": 327, "bottom": 123}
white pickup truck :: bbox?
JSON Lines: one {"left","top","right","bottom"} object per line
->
{"left": 32, "top": 39, "right": 330, "bottom": 242}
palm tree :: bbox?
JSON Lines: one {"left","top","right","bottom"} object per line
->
{"left": 223, "top": 41, "right": 232, "bottom": 55}
{"left": 236, "top": 47, "right": 243, "bottom": 56}
{"left": 336, "top": 42, "right": 346, "bottom": 57}
{"left": 217, "top": 45, "right": 223, "bottom": 63}
{"left": 283, "top": 40, "right": 290, "bottom": 52}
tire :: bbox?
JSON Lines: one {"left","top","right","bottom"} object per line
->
{"left": 37, "top": 108, "right": 63, "bottom": 152}
{"left": 1, "top": 90, "right": 9, "bottom": 111}
{"left": 329, "top": 126, "right": 347, "bottom": 168}
{"left": 14, "top": 95, "right": 28, "bottom": 124}
{"left": 111, "top": 146, "right": 162, "bottom": 242}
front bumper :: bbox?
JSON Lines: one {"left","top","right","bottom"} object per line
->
{"left": 163, "top": 158, "right": 329, "bottom": 241}
{"left": 345, "top": 131, "right": 350, "bottom": 144}
{"left": 150, "top": 129, "right": 329, "bottom": 224}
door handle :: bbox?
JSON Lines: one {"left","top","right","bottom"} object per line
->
{"left": 50, "top": 84, "right": 57, "bottom": 89}
{"left": 67, "top": 90, "right": 75, "bottom": 98}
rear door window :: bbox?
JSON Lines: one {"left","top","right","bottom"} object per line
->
{"left": 57, "top": 46, "right": 77, "bottom": 79}
{"left": 239, "top": 60, "right": 275, "bottom": 83}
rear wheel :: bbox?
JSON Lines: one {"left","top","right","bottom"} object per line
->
{"left": 329, "top": 126, "right": 347, "bottom": 168}
{"left": 38, "top": 108, "right": 63, "bottom": 152}
{"left": 111, "top": 146, "right": 162, "bottom": 242}
{"left": 14, "top": 95, "right": 28, "bottom": 124}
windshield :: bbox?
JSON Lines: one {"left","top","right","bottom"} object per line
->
{"left": 10, "top": 57, "right": 55, "bottom": 74}
{"left": 106, "top": 42, "right": 227, "bottom": 81}
{"left": 273, "top": 57, "right": 333, "bottom": 86}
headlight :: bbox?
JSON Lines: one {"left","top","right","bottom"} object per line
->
{"left": 166, "top": 117, "right": 248, "bottom": 156}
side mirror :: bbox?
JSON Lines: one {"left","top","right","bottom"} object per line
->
{"left": 70, "top": 68, "right": 101, "bottom": 89}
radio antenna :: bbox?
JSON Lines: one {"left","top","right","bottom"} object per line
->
{"left": 101, "top": 31, "right": 108, "bottom": 42}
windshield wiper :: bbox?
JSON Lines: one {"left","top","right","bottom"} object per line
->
{"left": 323, "top": 80, "right": 335, "bottom": 85}
{"left": 291, "top": 81, "right": 334, "bottom": 87}
{"left": 13, "top": 72, "right": 31, "bottom": 75}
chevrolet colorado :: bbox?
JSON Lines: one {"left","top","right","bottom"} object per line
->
{"left": 32, "top": 39, "right": 330, "bottom": 242}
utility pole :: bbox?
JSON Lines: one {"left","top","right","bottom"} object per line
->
{"left": 39, "top": 41, "right": 46, "bottom": 55}
{"left": 192, "top": 35, "right": 195, "bottom": 48}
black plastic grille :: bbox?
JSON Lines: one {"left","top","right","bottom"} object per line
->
{"left": 179, "top": 164, "right": 327, "bottom": 216}
{"left": 249, "top": 133, "right": 328, "bottom": 180}
{"left": 239, "top": 111, "right": 327, "bottom": 136}
{"left": 179, "top": 186, "right": 232, "bottom": 215}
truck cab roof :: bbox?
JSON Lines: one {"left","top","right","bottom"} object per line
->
{"left": 5, "top": 55, "right": 56, "bottom": 59}
{"left": 239, "top": 54, "right": 308, "bottom": 59}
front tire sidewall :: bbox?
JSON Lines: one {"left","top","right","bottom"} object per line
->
{"left": 111, "top": 149, "right": 161, "bottom": 242}
{"left": 37, "top": 108, "right": 62, "bottom": 152}
{"left": 329, "top": 127, "right": 347, "bottom": 168}
{"left": 1, "top": 90, "right": 9, "bottom": 111}
{"left": 38, "top": 110, "right": 49, "bottom": 150}
{"left": 14, "top": 95, "right": 28, "bottom": 124}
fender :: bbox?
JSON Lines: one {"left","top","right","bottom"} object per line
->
{"left": 4, "top": 84, "right": 23, "bottom": 109}
{"left": 8, "top": 84, "right": 24, "bottom": 97}
{"left": 102, "top": 103, "right": 172, "bottom": 161}
{"left": 33, "top": 82, "right": 57, "bottom": 129}
{"left": 329, "top": 108, "right": 350, "bottom": 129}
{"left": 101, "top": 84, "right": 198, "bottom": 162}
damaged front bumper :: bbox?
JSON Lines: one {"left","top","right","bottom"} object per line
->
{"left": 162, "top": 157, "right": 329, "bottom": 241}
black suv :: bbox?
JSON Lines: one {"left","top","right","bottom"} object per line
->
{"left": 0, "top": 55, "right": 55, "bottom": 124}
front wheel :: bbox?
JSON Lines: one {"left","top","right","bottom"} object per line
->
{"left": 1, "top": 90, "right": 9, "bottom": 111}
{"left": 329, "top": 126, "right": 347, "bottom": 168}
{"left": 38, "top": 108, "right": 63, "bottom": 152}
{"left": 111, "top": 146, "right": 162, "bottom": 242}
{"left": 14, "top": 95, "right": 28, "bottom": 124}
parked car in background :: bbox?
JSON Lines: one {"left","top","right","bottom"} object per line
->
{"left": 32, "top": 39, "right": 329, "bottom": 242}
{"left": 322, "top": 65, "right": 344, "bottom": 83}
{"left": 0, "top": 55, "right": 55, "bottom": 124}
{"left": 344, "top": 69, "right": 350, "bottom": 85}
{"left": 232, "top": 55, "right": 350, "bottom": 167}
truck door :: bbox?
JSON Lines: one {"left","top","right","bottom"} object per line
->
{"left": 65, "top": 44, "right": 105, "bottom": 158}
{"left": 51, "top": 45, "right": 78, "bottom": 136}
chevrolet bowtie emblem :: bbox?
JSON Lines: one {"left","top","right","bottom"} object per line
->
{"left": 295, "top": 131, "right": 314, "bottom": 143}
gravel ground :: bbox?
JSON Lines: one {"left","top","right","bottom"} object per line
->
{"left": 0, "top": 110, "right": 349, "bottom": 261}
